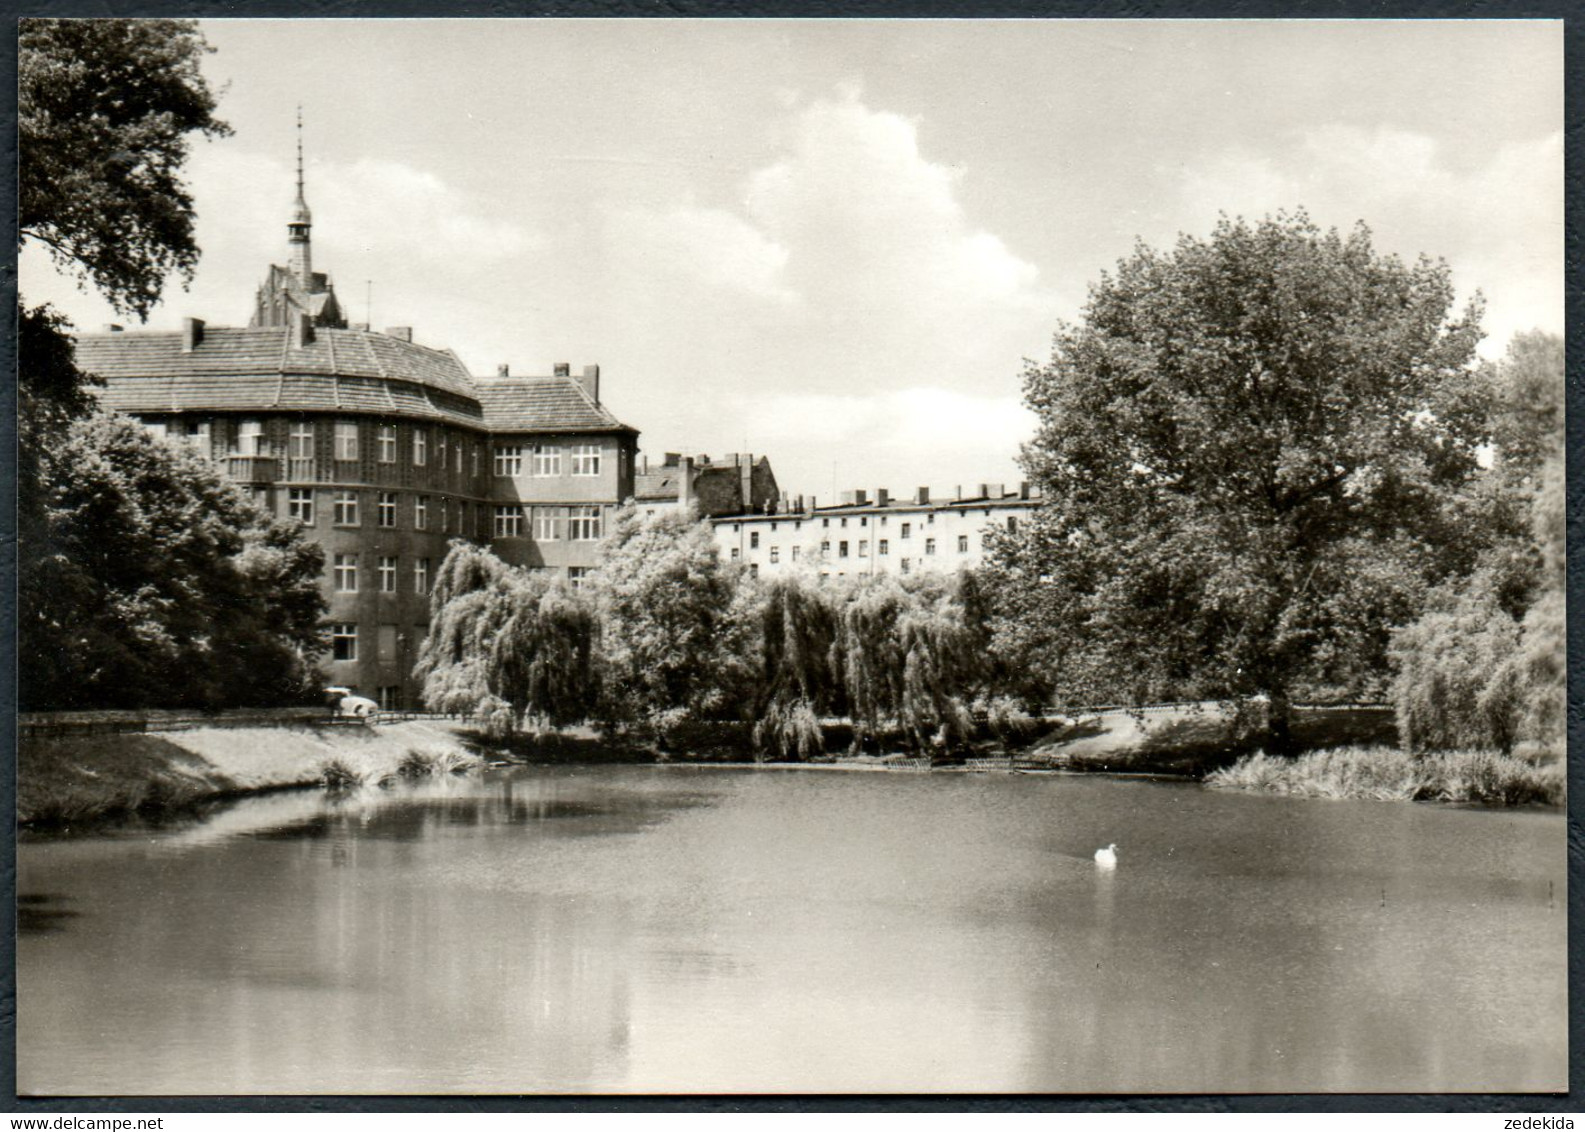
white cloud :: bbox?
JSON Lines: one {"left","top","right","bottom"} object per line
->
{"left": 1173, "top": 125, "right": 1562, "bottom": 355}
{"left": 604, "top": 204, "right": 794, "bottom": 302}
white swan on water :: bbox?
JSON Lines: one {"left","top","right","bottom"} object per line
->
{"left": 1094, "top": 843, "right": 1118, "bottom": 869}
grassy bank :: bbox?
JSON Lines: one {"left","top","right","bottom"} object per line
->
{"left": 18, "top": 720, "right": 485, "bottom": 826}
{"left": 1205, "top": 745, "right": 1564, "bottom": 807}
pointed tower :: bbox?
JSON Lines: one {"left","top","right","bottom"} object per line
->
{"left": 287, "top": 108, "right": 313, "bottom": 286}
{"left": 250, "top": 109, "right": 346, "bottom": 330}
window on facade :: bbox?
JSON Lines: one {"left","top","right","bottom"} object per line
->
{"left": 570, "top": 444, "right": 601, "bottom": 476}
{"left": 414, "top": 429, "right": 429, "bottom": 467}
{"left": 858, "top": 540, "right": 869, "bottom": 557}
{"left": 927, "top": 513, "right": 936, "bottom": 525}
{"left": 839, "top": 541, "right": 849, "bottom": 558}
{"left": 378, "top": 686, "right": 400, "bottom": 711}
{"left": 378, "top": 492, "right": 397, "bottom": 528}
{"left": 820, "top": 540, "right": 830, "bottom": 556}
{"left": 441, "top": 499, "right": 450, "bottom": 533}
{"left": 749, "top": 563, "right": 759, "bottom": 578}
{"left": 494, "top": 445, "right": 523, "bottom": 477}
{"left": 958, "top": 535, "right": 970, "bottom": 553}
{"left": 860, "top": 516, "right": 868, "bottom": 527}
{"left": 235, "top": 419, "right": 265, "bottom": 456}
{"left": 568, "top": 566, "right": 591, "bottom": 589}
{"left": 415, "top": 558, "right": 431, "bottom": 595}
{"left": 378, "top": 624, "right": 398, "bottom": 665}
{"left": 288, "top": 421, "right": 314, "bottom": 460}
{"left": 769, "top": 546, "right": 780, "bottom": 564}
{"left": 331, "top": 623, "right": 357, "bottom": 661}
{"left": 334, "top": 491, "right": 359, "bottom": 526}
{"left": 569, "top": 506, "right": 602, "bottom": 541}
{"left": 750, "top": 531, "right": 760, "bottom": 549}
{"left": 730, "top": 548, "right": 740, "bottom": 561}
{"left": 494, "top": 505, "right": 525, "bottom": 538}
{"left": 472, "top": 446, "right": 481, "bottom": 477}
{"left": 841, "top": 517, "right": 848, "bottom": 528}
{"left": 900, "top": 559, "right": 911, "bottom": 574}
{"left": 288, "top": 488, "right": 314, "bottom": 526}
{"left": 141, "top": 419, "right": 169, "bottom": 440}
{"left": 379, "top": 556, "right": 397, "bottom": 592}
{"left": 1006, "top": 516, "right": 1019, "bottom": 533}
{"left": 378, "top": 425, "right": 397, "bottom": 463}
{"left": 334, "top": 420, "right": 358, "bottom": 461}
{"left": 535, "top": 508, "right": 563, "bottom": 542}
{"left": 181, "top": 419, "right": 211, "bottom": 452}
{"left": 415, "top": 496, "right": 429, "bottom": 530}
{"left": 533, "top": 445, "right": 563, "bottom": 476}
{"left": 334, "top": 554, "right": 358, "bottom": 592}
{"left": 791, "top": 546, "right": 801, "bottom": 561}
{"left": 925, "top": 538, "right": 937, "bottom": 556}
{"left": 901, "top": 522, "right": 912, "bottom": 539}
{"left": 822, "top": 518, "right": 830, "bottom": 528}
{"left": 880, "top": 515, "right": 888, "bottom": 527}
{"left": 437, "top": 434, "right": 448, "bottom": 470}
{"left": 879, "top": 539, "right": 889, "bottom": 556}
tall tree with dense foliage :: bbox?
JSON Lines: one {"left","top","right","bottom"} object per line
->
{"left": 21, "top": 18, "right": 230, "bottom": 319}
{"left": 23, "top": 416, "right": 325, "bottom": 710}
{"left": 588, "top": 507, "right": 745, "bottom": 736}
{"left": 1391, "top": 331, "right": 1565, "bottom": 753}
{"left": 19, "top": 19, "right": 331, "bottom": 712}
{"left": 992, "top": 211, "right": 1487, "bottom": 748}
{"left": 414, "top": 542, "right": 598, "bottom": 735}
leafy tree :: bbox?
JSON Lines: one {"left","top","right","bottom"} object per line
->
{"left": 20, "top": 18, "right": 230, "bottom": 320}
{"left": 22, "top": 415, "right": 325, "bottom": 710}
{"left": 747, "top": 572, "right": 843, "bottom": 758}
{"left": 414, "top": 542, "right": 598, "bottom": 735}
{"left": 1390, "top": 331, "right": 1565, "bottom": 754}
{"left": 588, "top": 507, "right": 743, "bottom": 736}
{"left": 993, "top": 211, "right": 1487, "bottom": 749}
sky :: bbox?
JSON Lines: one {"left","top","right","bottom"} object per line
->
{"left": 19, "top": 19, "right": 1563, "bottom": 501}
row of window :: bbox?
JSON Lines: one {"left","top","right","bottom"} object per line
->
{"left": 290, "top": 489, "right": 479, "bottom": 532}
{"left": 333, "top": 555, "right": 432, "bottom": 595}
{"left": 731, "top": 535, "right": 973, "bottom": 563}
{"left": 328, "top": 622, "right": 427, "bottom": 664}
{"left": 491, "top": 505, "right": 603, "bottom": 541}
{"left": 493, "top": 444, "right": 603, "bottom": 478}
{"left": 144, "top": 418, "right": 614, "bottom": 480}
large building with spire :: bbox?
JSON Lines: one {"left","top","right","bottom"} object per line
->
{"left": 73, "top": 124, "right": 640, "bottom": 709}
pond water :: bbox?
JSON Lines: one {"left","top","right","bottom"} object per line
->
{"left": 17, "top": 766, "right": 1566, "bottom": 1095}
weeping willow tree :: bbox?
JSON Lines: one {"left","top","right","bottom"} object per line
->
{"left": 749, "top": 571, "right": 843, "bottom": 758}
{"left": 831, "top": 571, "right": 992, "bottom": 754}
{"left": 413, "top": 540, "right": 598, "bottom": 736}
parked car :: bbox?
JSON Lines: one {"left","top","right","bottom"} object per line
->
{"left": 325, "top": 686, "right": 379, "bottom": 720}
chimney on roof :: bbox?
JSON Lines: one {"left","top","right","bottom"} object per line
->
{"left": 103, "top": 323, "right": 124, "bottom": 333}
{"left": 290, "top": 311, "right": 314, "bottom": 348}
{"left": 679, "top": 456, "right": 695, "bottom": 511}
{"left": 579, "top": 364, "right": 600, "bottom": 405}
{"left": 915, "top": 487, "right": 930, "bottom": 505}
{"left": 384, "top": 326, "right": 412, "bottom": 342}
{"left": 875, "top": 488, "right": 890, "bottom": 506}
{"left": 984, "top": 482, "right": 1004, "bottom": 499}
{"left": 181, "top": 317, "right": 205, "bottom": 352}
{"left": 1018, "top": 481, "right": 1031, "bottom": 500}
{"left": 553, "top": 362, "right": 570, "bottom": 377}
{"left": 496, "top": 363, "right": 509, "bottom": 377}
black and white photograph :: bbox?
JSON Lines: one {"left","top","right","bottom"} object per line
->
{"left": 13, "top": 16, "right": 1566, "bottom": 1098}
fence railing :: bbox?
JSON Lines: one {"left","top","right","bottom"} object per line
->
{"left": 19, "top": 708, "right": 471, "bottom": 739}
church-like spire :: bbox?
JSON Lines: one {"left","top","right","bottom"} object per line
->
{"left": 287, "top": 107, "right": 312, "bottom": 285}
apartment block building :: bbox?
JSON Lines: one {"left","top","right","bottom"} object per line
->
{"left": 73, "top": 150, "right": 638, "bottom": 708}
{"left": 712, "top": 484, "right": 1041, "bottom": 579}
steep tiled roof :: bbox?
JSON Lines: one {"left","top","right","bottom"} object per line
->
{"left": 473, "top": 376, "right": 636, "bottom": 435}
{"left": 635, "top": 469, "right": 683, "bottom": 501}
{"left": 74, "top": 325, "right": 485, "bottom": 427}
{"left": 74, "top": 326, "right": 477, "bottom": 395}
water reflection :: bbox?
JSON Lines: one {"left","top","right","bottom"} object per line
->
{"left": 17, "top": 766, "right": 1566, "bottom": 1094}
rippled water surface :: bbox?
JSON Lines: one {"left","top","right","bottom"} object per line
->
{"left": 17, "top": 766, "right": 1566, "bottom": 1094}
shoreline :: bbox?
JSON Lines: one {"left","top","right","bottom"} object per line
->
{"left": 19, "top": 707, "right": 1560, "bottom": 829}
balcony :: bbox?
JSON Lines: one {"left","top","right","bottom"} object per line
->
{"left": 225, "top": 455, "right": 280, "bottom": 484}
